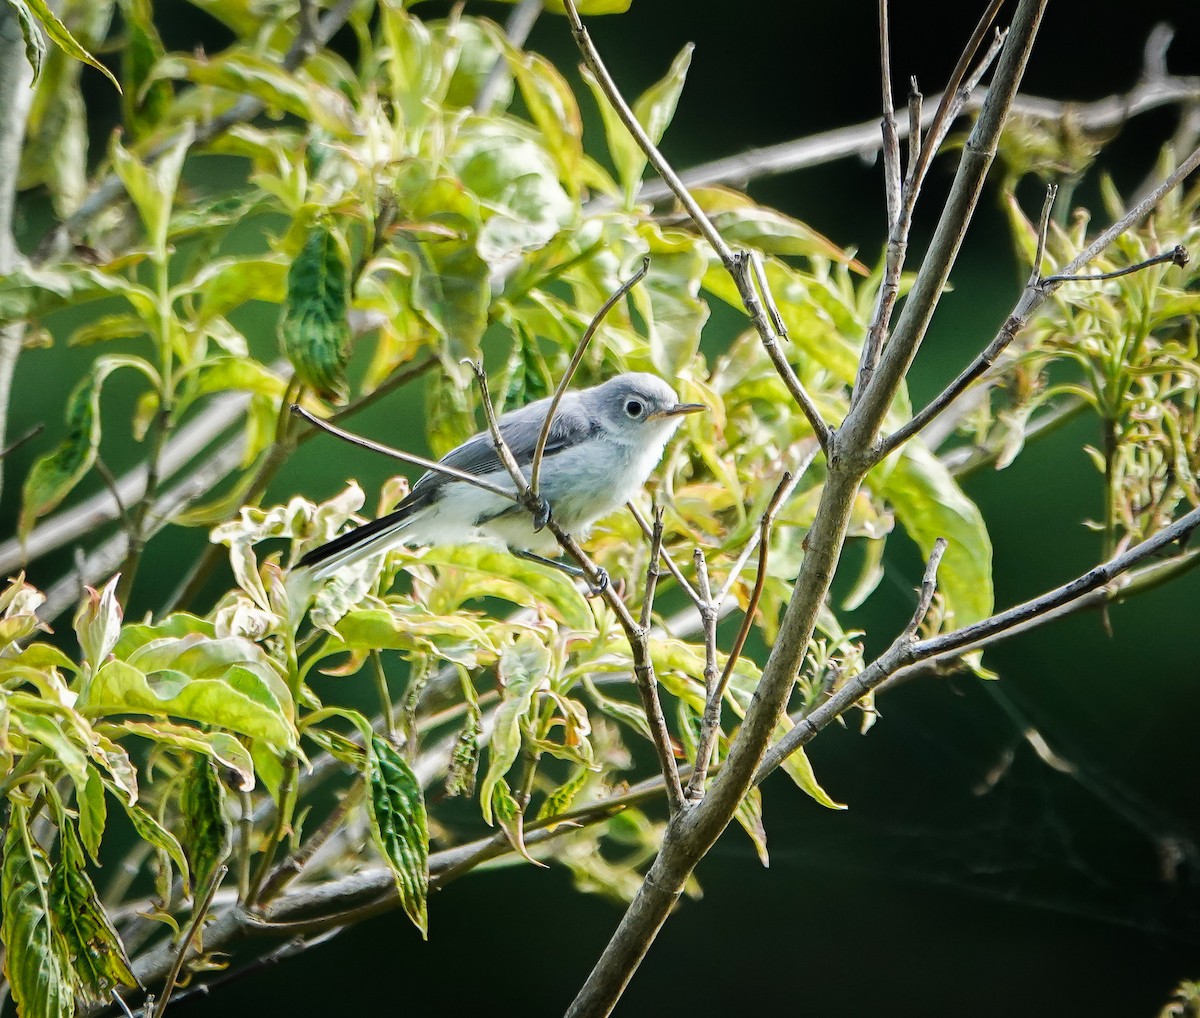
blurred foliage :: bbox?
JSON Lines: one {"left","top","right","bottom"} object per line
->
{"left": 0, "top": 0, "right": 1195, "bottom": 1014}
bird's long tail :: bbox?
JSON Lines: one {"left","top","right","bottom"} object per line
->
{"left": 296, "top": 502, "right": 418, "bottom": 578}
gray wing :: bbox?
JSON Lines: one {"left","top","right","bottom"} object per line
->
{"left": 411, "top": 392, "right": 597, "bottom": 496}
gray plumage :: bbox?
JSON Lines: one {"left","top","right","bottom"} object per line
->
{"left": 299, "top": 372, "right": 704, "bottom": 578}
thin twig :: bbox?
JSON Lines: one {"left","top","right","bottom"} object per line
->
{"left": 878, "top": 0, "right": 901, "bottom": 233}
{"left": 686, "top": 473, "right": 790, "bottom": 800}
{"left": 529, "top": 257, "right": 650, "bottom": 500}
{"left": 1032, "top": 183, "right": 1058, "bottom": 280}
{"left": 639, "top": 508, "right": 666, "bottom": 635}
{"left": 466, "top": 362, "right": 543, "bottom": 518}
{"left": 290, "top": 404, "right": 519, "bottom": 505}
{"left": 714, "top": 441, "right": 819, "bottom": 607}
{"left": 0, "top": 421, "right": 42, "bottom": 460}
{"left": 256, "top": 782, "right": 365, "bottom": 905}
{"left": 852, "top": 17, "right": 1006, "bottom": 405}
{"left": 744, "top": 251, "right": 832, "bottom": 449}
{"left": 902, "top": 537, "right": 948, "bottom": 639}
{"left": 1040, "top": 244, "right": 1189, "bottom": 286}
{"left": 905, "top": 77, "right": 923, "bottom": 189}
{"left": 151, "top": 865, "right": 227, "bottom": 1018}
{"left": 626, "top": 501, "right": 700, "bottom": 604}
{"left": 562, "top": 0, "right": 831, "bottom": 452}
{"left": 880, "top": 145, "right": 1200, "bottom": 459}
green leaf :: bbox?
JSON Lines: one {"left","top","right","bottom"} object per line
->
{"left": 110, "top": 122, "right": 193, "bottom": 254}
{"left": 280, "top": 224, "right": 350, "bottom": 401}
{"left": 367, "top": 735, "right": 429, "bottom": 938}
{"left": 507, "top": 0, "right": 632, "bottom": 11}
{"left": 180, "top": 755, "right": 232, "bottom": 892}
{"left": 81, "top": 652, "right": 296, "bottom": 754}
{"left": 6, "top": 0, "right": 45, "bottom": 84}
{"left": 77, "top": 766, "right": 107, "bottom": 865}
{"left": 734, "top": 784, "right": 769, "bottom": 867}
{"left": 119, "top": 798, "right": 190, "bottom": 896}
{"left": 508, "top": 52, "right": 585, "bottom": 197}
{"left": 117, "top": 0, "right": 171, "bottom": 137}
{"left": 635, "top": 227, "right": 710, "bottom": 377}
{"left": 419, "top": 544, "right": 593, "bottom": 631}
{"left": 19, "top": 369, "right": 101, "bottom": 538}
{"left": 334, "top": 606, "right": 496, "bottom": 669}
{"left": 632, "top": 44, "right": 692, "bottom": 157}
{"left": 444, "top": 706, "right": 482, "bottom": 800}
{"left": 2, "top": 804, "right": 73, "bottom": 1018}
{"left": 479, "top": 634, "right": 550, "bottom": 824}
{"left": 13, "top": 708, "right": 89, "bottom": 793}
{"left": 875, "top": 442, "right": 994, "bottom": 627}
{"left": 535, "top": 765, "right": 589, "bottom": 823}
{"left": 116, "top": 721, "right": 255, "bottom": 792}
{"left": 402, "top": 173, "right": 490, "bottom": 355}
{"left": 585, "top": 44, "right": 691, "bottom": 208}
{"left": 192, "top": 256, "right": 289, "bottom": 322}
{"left": 452, "top": 121, "right": 574, "bottom": 270}
{"left": 17, "top": 0, "right": 120, "bottom": 91}
{"left": 49, "top": 822, "right": 137, "bottom": 1006}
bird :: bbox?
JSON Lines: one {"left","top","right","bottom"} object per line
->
{"left": 297, "top": 372, "right": 705, "bottom": 587}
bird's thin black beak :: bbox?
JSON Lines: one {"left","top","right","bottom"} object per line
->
{"left": 654, "top": 402, "right": 707, "bottom": 419}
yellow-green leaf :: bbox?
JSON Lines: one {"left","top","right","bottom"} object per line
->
{"left": 18, "top": 0, "right": 120, "bottom": 91}
{"left": 875, "top": 441, "right": 994, "bottom": 627}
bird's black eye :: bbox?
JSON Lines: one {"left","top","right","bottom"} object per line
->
{"left": 624, "top": 399, "right": 644, "bottom": 418}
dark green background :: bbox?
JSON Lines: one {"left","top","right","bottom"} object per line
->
{"left": 7, "top": 1, "right": 1200, "bottom": 1014}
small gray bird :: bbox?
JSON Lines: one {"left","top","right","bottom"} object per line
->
{"left": 298, "top": 372, "right": 704, "bottom": 583}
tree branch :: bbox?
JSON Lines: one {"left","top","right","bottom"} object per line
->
{"left": 844, "top": 0, "right": 1047, "bottom": 456}
{"left": 685, "top": 472, "right": 789, "bottom": 801}
{"left": 0, "top": 3, "right": 35, "bottom": 504}
{"left": 625, "top": 67, "right": 1200, "bottom": 208}
{"left": 757, "top": 503, "right": 1200, "bottom": 781}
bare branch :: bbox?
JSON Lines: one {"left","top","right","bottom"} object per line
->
{"left": 629, "top": 58, "right": 1200, "bottom": 208}
{"left": 626, "top": 500, "right": 700, "bottom": 604}
{"left": 0, "top": 421, "right": 42, "bottom": 460}
{"left": 845, "top": 0, "right": 1048, "bottom": 450}
{"left": 0, "top": 3, "right": 35, "bottom": 504}
{"left": 0, "top": 389, "right": 251, "bottom": 578}
{"left": 902, "top": 537, "right": 948, "bottom": 639}
{"left": 878, "top": 0, "right": 901, "bottom": 233}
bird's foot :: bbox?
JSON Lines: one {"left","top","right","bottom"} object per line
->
{"left": 585, "top": 567, "right": 610, "bottom": 598}
{"left": 532, "top": 497, "right": 552, "bottom": 532}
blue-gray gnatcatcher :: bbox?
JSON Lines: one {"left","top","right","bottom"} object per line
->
{"left": 298, "top": 372, "right": 704, "bottom": 583}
